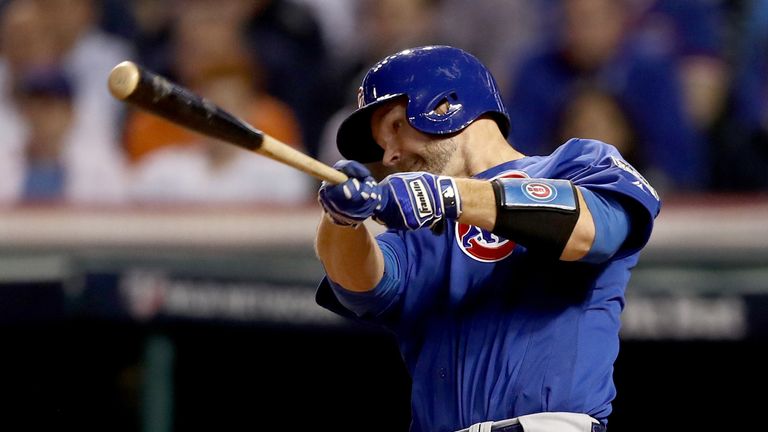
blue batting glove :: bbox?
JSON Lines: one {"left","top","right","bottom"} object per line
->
{"left": 318, "top": 160, "right": 384, "bottom": 226}
{"left": 374, "top": 172, "right": 462, "bottom": 231}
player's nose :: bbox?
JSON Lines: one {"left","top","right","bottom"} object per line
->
{"left": 372, "top": 109, "right": 404, "bottom": 167}
{"left": 381, "top": 142, "right": 401, "bottom": 167}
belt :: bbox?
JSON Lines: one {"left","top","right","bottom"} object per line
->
{"left": 457, "top": 414, "right": 607, "bottom": 432}
{"left": 471, "top": 422, "right": 606, "bottom": 432}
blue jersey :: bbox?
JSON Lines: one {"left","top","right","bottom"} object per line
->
{"left": 317, "top": 139, "right": 661, "bottom": 432}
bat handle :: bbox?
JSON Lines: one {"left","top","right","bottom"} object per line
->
{"left": 258, "top": 136, "right": 348, "bottom": 184}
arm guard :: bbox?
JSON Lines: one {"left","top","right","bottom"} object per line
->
{"left": 490, "top": 178, "right": 580, "bottom": 259}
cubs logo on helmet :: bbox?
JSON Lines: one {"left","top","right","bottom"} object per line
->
{"left": 456, "top": 171, "right": 527, "bottom": 262}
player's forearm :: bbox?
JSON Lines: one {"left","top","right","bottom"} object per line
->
{"left": 453, "top": 178, "right": 497, "bottom": 228}
{"left": 315, "top": 213, "right": 385, "bottom": 292}
{"left": 560, "top": 187, "right": 594, "bottom": 260}
{"left": 454, "top": 178, "right": 595, "bottom": 261}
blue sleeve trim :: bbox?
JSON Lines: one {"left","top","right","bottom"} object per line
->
{"left": 327, "top": 241, "right": 402, "bottom": 318}
{"left": 580, "top": 187, "right": 631, "bottom": 263}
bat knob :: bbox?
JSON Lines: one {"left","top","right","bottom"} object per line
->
{"left": 108, "top": 61, "right": 140, "bottom": 100}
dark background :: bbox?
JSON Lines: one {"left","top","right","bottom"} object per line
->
{"left": 3, "top": 319, "right": 766, "bottom": 431}
{"left": 1, "top": 201, "right": 765, "bottom": 432}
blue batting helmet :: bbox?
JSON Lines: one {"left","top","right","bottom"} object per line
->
{"left": 337, "top": 45, "right": 510, "bottom": 163}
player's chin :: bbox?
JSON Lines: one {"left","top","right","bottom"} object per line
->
{"left": 401, "top": 158, "right": 429, "bottom": 173}
{"left": 364, "top": 162, "right": 397, "bottom": 181}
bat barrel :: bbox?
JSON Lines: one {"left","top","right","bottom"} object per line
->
{"left": 108, "top": 61, "right": 348, "bottom": 184}
{"left": 108, "top": 61, "right": 264, "bottom": 151}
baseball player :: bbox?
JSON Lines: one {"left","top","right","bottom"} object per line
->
{"left": 315, "top": 45, "right": 661, "bottom": 432}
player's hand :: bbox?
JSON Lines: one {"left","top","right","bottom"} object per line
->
{"left": 318, "top": 160, "right": 384, "bottom": 227}
{"left": 374, "top": 172, "right": 461, "bottom": 231}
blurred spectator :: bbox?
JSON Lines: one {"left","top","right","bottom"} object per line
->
{"left": 123, "top": 2, "right": 303, "bottom": 159}
{"left": 556, "top": 84, "right": 641, "bottom": 169}
{"left": 317, "top": 105, "right": 351, "bottom": 168}
{"left": 0, "top": 0, "right": 127, "bottom": 204}
{"left": 98, "top": 0, "right": 136, "bottom": 40}
{"left": 15, "top": 69, "right": 74, "bottom": 201}
{"left": 0, "top": 0, "right": 53, "bottom": 201}
{"left": 345, "top": 0, "right": 440, "bottom": 76}
{"left": 632, "top": 0, "right": 730, "bottom": 132}
{"left": 243, "top": 0, "right": 335, "bottom": 157}
{"left": 506, "top": 0, "right": 707, "bottom": 192}
{"left": 126, "top": 0, "right": 174, "bottom": 78}
{"left": 316, "top": 0, "right": 441, "bottom": 176}
{"left": 292, "top": 0, "right": 356, "bottom": 65}
{"left": 33, "top": 0, "right": 133, "bottom": 157}
{"left": 125, "top": 18, "right": 309, "bottom": 204}
{"left": 0, "top": 67, "right": 125, "bottom": 204}
{"left": 711, "top": 0, "right": 768, "bottom": 190}
{"left": 0, "top": 0, "right": 56, "bottom": 75}
{"left": 122, "top": 0, "right": 334, "bottom": 158}
{"left": 128, "top": 60, "right": 309, "bottom": 204}
{"left": 361, "top": 0, "right": 439, "bottom": 60}
{"left": 436, "top": 0, "right": 545, "bottom": 93}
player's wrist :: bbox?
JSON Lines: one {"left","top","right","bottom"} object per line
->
{"left": 322, "top": 209, "right": 362, "bottom": 228}
{"left": 373, "top": 172, "right": 461, "bottom": 231}
{"left": 436, "top": 176, "right": 462, "bottom": 220}
{"left": 317, "top": 160, "right": 383, "bottom": 229}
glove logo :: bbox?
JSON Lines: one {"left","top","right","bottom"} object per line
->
{"left": 408, "top": 179, "right": 433, "bottom": 218}
{"left": 456, "top": 170, "right": 526, "bottom": 262}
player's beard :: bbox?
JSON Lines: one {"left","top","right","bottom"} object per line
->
{"left": 417, "top": 137, "right": 458, "bottom": 174}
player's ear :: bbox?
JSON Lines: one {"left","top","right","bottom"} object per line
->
{"left": 434, "top": 98, "right": 451, "bottom": 115}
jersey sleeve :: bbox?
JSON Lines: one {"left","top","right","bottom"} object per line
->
{"left": 315, "top": 227, "right": 451, "bottom": 329}
{"left": 551, "top": 139, "right": 662, "bottom": 257}
{"left": 315, "top": 231, "right": 409, "bottom": 325}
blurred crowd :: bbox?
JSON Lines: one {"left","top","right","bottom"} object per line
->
{"left": 0, "top": 0, "right": 765, "bottom": 207}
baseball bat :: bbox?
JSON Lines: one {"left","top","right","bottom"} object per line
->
{"left": 107, "top": 61, "right": 348, "bottom": 184}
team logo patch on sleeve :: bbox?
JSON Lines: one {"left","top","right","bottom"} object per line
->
{"left": 455, "top": 170, "right": 526, "bottom": 262}
{"left": 523, "top": 181, "right": 557, "bottom": 202}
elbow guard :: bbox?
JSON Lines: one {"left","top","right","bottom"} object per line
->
{"left": 490, "top": 178, "right": 580, "bottom": 258}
